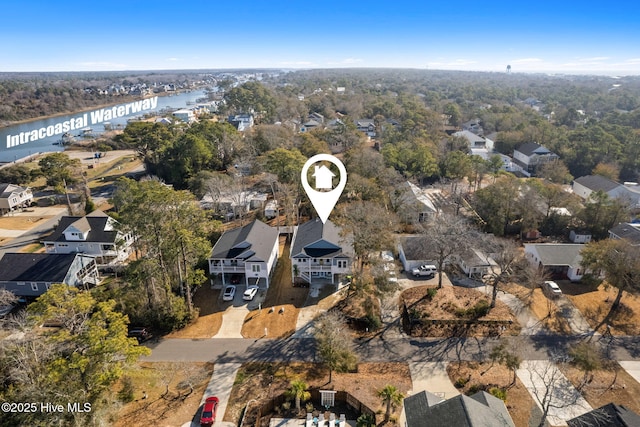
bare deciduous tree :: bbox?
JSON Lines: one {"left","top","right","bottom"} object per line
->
{"left": 416, "top": 212, "right": 469, "bottom": 288}
{"left": 313, "top": 311, "right": 357, "bottom": 383}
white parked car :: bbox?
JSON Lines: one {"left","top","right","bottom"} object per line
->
{"left": 543, "top": 281, "right": 562, "bottom": 298}
{"left": 222, "top": 285, "right": 236, "bottom": 301}
{"left": 412, "top": 264, "right": 437, "bottom": 278}
{"left": 243, "top": 285, "right": 259, "bottom": 301}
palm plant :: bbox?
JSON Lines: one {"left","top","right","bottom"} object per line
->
{"left": 286, "top": 379, "right": 311, "bottom": 414}
{"left": 377, "top": 384, "right": 404, "bottom": 422}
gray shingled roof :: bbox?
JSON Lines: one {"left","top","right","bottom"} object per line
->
{"left": 527, "top": 243, "right": 583, "bottom": 267}
{"left": 567, "top": 403, "right": 640, "bottom": 427}
{"left": 0, "top": 183, "right": 28, "bottom": 198}
{"left": 609, "top": 223, "right": 640, "bottom": 244}
{"left": 404, "top": 391, "right": 515, "bottom": 427}
{"left": 516, "top": 142, "right": 544, "bottom": 156}
{"left": 399, "top": 236, "right": 438, "bottom": 261}
{"left": 210, "top": 219, "right": 278, "bottom": 262}
{"left": 0, "top": 253, "right": 80, "bottom": 282}
{"left": 44, "top": 211, "right": 118, "bottom": 244}
{"left": 290, "top": 219, "right": 351, "bottom": 258}
{"left": 574, "top": 175, "right": 621, "bottom": 193}
{"left": 454, "top": 130, "right": 486, "bottom": 145}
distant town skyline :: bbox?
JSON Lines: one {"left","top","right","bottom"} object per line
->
{"left": 3, "top": 0, "right": 640, "bottom": 76}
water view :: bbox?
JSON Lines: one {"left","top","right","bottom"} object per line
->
{"left": 0, "top": 89, "right": 208, "bottom": 163}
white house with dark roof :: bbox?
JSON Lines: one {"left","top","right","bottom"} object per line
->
{"left": 228, "top": 114, "right": 254, "bottom": 132}
{"left": 208, "top": 219, "right": 279, "bottom": 288}
{"left": 0, "top": 253, "right": 99, "bottom": 298}
{"left": 355, "top": 119, "right": 376, "bottom": 137}
{"left": 290, "top": 219, "right": 352, "bottom": 285}
{"left": 42, "top": 210, "right": 134, "bottom": 265}
{"left": 0, "top": 183, "right": 33, "bottom": 215}
{"left": 524, "top": 243, "right": 586, "bottom": 281}
{"left": 513, "top": 142, "right": 558, "bottom": 176}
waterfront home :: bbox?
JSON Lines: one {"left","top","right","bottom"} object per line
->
{"left": 0, "top": 184, "right": 33, "bottom": 216}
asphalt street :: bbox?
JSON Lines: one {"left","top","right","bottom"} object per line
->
{"left": 142, "top": 334, "right": 640, "bottom": 365}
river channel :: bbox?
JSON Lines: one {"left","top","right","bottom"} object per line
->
{"left": 0, "top": 89, "right": 208, "bottom": 163}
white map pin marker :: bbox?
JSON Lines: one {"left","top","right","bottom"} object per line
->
{"left": 301, "top": 154, "right": 347, "bottom": 224}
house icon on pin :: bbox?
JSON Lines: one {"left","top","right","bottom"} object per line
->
{"left": 312, "top": 165, "right": 335, "bottom": 190}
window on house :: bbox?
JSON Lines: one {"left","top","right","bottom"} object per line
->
{"left": 337, "top": 260, "right": 347, "bottom": 268}
{"left": 17, "top": 282, "right": 25, "bottom": 286}
{"left": 252, "top": 264, "right": 261, "bottom": 273}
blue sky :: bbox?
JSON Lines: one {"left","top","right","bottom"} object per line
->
{"left": 2, "top": 0, "right": 640, "bottom": 75}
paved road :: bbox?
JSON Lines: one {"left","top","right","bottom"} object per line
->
{"left": 0, "top": 210, "right": 66, "bottom": 258}
{"left": 142, "top": 334, "right": 640, "bottom": 364}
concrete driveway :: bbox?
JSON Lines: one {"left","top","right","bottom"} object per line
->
{"left": 213, "top": 286, "right": 266, "bottom": 338}
{"left": 409, "top": 361, "right": 459, "bottom": 399}
{"left": 555, "top": 296, "right": 594, "bottom": 335}
{"left": 517, "top": 360, "right": 592, "bottom": 426}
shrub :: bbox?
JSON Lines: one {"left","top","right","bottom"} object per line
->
{"left": 454, "top": 377, "right": 469, "bottom": 388}
{"left": 467, "top": 384, "right": 484, "bottom": 395}
{"left": 489, "top": 387, "right": 507, "bottom": 401}
{"left": 427, "top": 287, "right": 438, "bottom": 299}
{"left": 471, "top": 300, "right": 490, "bottom": 318}
{"left": 356, "top": 413, "right": 376, "bottom": 427}
{"left": 366, "top": 314, "right": 382, "bottom": 330}
{"left": 305, "top": 402, "right": 314, "bottom": 412}
{"left": 117, "top": 376, "right": 135, "bottom": 403}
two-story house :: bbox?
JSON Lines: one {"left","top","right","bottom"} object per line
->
{"left": 208, "top": 219, "right": 279, "bottom": 288}
{"left": 355, "top": 119, "right": 376, "bottom": 137}
{"left": 0, "top": 253, "right": 99, "bottom": 299}
{"left": 228, "top": 114, "right": 254, "bottom": 132}
{"left": 0, "top": 184, "right": 33, "bottom": 215}
{"left": 512, "top": 142, "right": 558, "bottom": 176}
{"left": 290, "top": 219, "right": 353, "bottom": 286}
{"left": 42, "top": 210, "right": 134, "bottom": 266}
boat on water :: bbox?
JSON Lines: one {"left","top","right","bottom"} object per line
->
{"left": 53, "top": 132, "right": 75, "bottom": 145}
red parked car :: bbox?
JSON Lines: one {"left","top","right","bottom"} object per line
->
{"left": 200, "top": 396, "right": 219, "bottom": 426}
